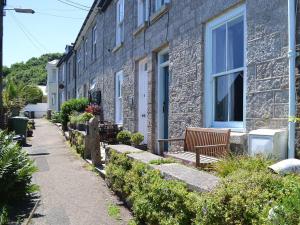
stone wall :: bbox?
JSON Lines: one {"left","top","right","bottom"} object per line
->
{"left": 65, "top": 0, "right": 293, "bottom": 153}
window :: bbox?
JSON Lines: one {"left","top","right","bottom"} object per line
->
{"left": 155, "top": 0, "right": 169, "bottom": 11}
{"left": 115, "top": 71, "right": 123, "bottom": 124}
{"left": 84, "top": 39, "right": 88, "bottom": 68}
{"left": 92, "top": 26, "right": 97, "bottom": 60}
{"left": 116, "top": 0, "right": 124, "bottom": 46}
{"left": 205, "top": 5, "right": 245, "bottom": 129}
{"left": 67, "top": 61, "right": 71, "bottom": 83}
{"left": 62, "top": 64, "right": 66, "bottom": 82}
{"left": 77, "top": 50, "right": 81, "bottom": 75}
{"left": 51, "top": 69, "right": 56, "bottom": 82}
{"left": 51, "top": 93, "right": 56, "bottom": 106}
{"left": 137, "top": 0, "right": 149, "bottom": 26}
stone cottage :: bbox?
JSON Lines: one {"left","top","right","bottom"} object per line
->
{"left": 56, "top": 0, "right": 300, "bottom": 156}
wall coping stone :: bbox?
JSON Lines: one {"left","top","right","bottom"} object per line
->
{"left": 108, "top": 145, "right": 220, "bottom": 192}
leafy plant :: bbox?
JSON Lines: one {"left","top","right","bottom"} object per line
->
{"left": 131, "top": 132, "right": 144, "bottom": 146}
{"left": 61, "top": 98, "right": 89, "bottom": 129}
{"left": 149, "top": 158, "right": 176, "bottom": 165}
{"left": 116, "top": 130, "right": 132, "bottom": 145}
{"left": 0, "top": 131, "right": 38, "bottom": 204}
{"left": 77, "top": 112, "right": 94, "bottom": 123}
{"left": 85, "top": 104, "right": 101, "bottom": 115}
{"left": 51, "top": 112, "right": 62, "bottom": 123}
{"left": 108, "top": 203, "right": 121, "bottom": 220}
{"left": 0, "top": 206, "right": 8, "bottom": 225}
{"left": 213, "top": 155, "right": 274, "bottom": 177}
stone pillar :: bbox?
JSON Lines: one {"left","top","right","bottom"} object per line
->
{"left": 89, "top": 117, "right": 101, "bottom": 167}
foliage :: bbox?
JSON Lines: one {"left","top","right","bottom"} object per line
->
{"left": 0, "top": 131, "right": 38, "bottom": 204}
{"left": 60, "top": 98, "right": 89, "bottom": 129}
{"left": 0, "top": 206, "right": 8, "bottom": 225}
{"left": 20, "top": 85, "right": 43, "bottom": 104}
{"left": 106, "top": 150, "right": 196, "bottom": 225}
{"left": 5, "top": 53, "right": 62, "bottom": 86}
{"left": 108, "top": 203, "right": 121, "bottom": 220}
{"left": 51, "top": 112, "right": 63, "bottom": 123}
{"left": 85, "top": 104, "right": 101, "bottom": 115}
{"left": 70, "top": 112, "right": 94, "bottom": 125}
{"left": 213, "top": 155, "right": 274, "bottom": 177}
{"left": 116, "top": 130, "right": 132, "bottom": 145}
{"left": 149, "top": 158, "right": 176, "bottom": 165}
{"left": 106, "top": 151, "right": 300, "bottom": 225}
{"left": 131, "top": 132, "right": 144, "bottom": 146}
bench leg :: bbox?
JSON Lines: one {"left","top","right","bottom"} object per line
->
{"left": 196, "top": 150, "right": 200, "bottom": 167}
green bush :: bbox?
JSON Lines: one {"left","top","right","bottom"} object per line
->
{"left": 0, "top": 206, "right": 8, "bottom": 225}
{"left": 0, "top": 131, "right": 38, "bottom": 204}
{"left": 116, "top": 130, "right": 132, "bottom": 145}
{"left": 106, "top": 150, "right": 196, "bottom": 225}
{"left": 69, "top": 112, "right": 94, "bottom": 125}
{"left": 106, "top": 150, "right": 300, "bottom": 225}
{"left": 131, "top": 132, "right": 144, "bottom": 146}
{"left": 51, "top": 111, "right": 62, "bottom": 123}
{"left": 61, "top": 98, "right": 89, "bottom": 129}
{"left": 213, "top": 155, "right": 274, "bottom": 177}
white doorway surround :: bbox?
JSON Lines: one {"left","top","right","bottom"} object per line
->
{"left": 138, "top": 58, "right": 148, "bottom": 144}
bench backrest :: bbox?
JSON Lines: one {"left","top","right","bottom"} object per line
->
{"left": 183, "top": 128, "right": 230, "bottom": 153}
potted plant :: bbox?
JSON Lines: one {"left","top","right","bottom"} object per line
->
{"left": 131, "top": 132, "right": 147, "bottom": 150}
{"left": 116, "top": 130, "right": 132, "bottom": 145}
{"left": 27, "top": 123, "right": 33, "bottom": 137}
{"left": 76, "top": 112, "right": 94, "bottom": 131}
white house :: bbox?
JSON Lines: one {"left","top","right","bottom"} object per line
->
{"left": 46, "top": 59, "right": 59, "bottom": 112}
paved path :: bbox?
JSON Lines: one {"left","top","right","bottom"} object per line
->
{"left": 25, "top": 119, "right": 132, "bottom": 225}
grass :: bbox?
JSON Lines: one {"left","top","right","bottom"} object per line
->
{"left": 108, "top": 203, "right": 121, "bottom": 220}
{"left": 149, "top": 158, "right": 176, "bottom": 165}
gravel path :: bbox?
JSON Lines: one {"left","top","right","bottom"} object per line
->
{"left": 25, "top": 119, "right": 132, "bottom": 225}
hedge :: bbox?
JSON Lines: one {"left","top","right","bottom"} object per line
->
{"left": 106, "top": 150, "right": 300, "bottom": 225}
{"left": 60, "top": 98, "right": 89, "bottom": 129}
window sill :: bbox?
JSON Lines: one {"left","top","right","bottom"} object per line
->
{"left": 133, "top": 22, "right": 147, "bottom": 36}
{"left": 112, "top": 42, "right": 124, "bottom": 53}
{"left": 150, "top": 3, "right": 170, "bottom": 25}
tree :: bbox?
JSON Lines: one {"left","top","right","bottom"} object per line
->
{"left": 20, "top": 85, "right": 43, "bottom": 104}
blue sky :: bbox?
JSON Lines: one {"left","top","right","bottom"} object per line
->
{"left": 4, "top": 0, "right": 94, "bottom": 67}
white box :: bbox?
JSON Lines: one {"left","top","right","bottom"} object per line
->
{"left": 248, "top": 129, "right": 288, "bottom": 160}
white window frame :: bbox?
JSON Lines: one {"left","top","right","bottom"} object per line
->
{"left": 205, "top": 5, "right": 246, "bottom": 130}
{"left": 155, "top": 0, "right": 169, "bottom": 11}
{"left": 116, "top": 0, "right": 124, "bottom": 46}
{"left": 115, "top": 70, "right": 124, "bottom": 125}
{"left": 92, "top": 26, "right": 97, "bottom": 60}
{"left": 137, "top": 0, "right": 149, "bottom": 26}
{"left": 77, "top": 49, "right": 81, "bottom": 75}
{"left": 51, "top": 93, "right": 56, "bottom": 106}
{"left": 62, "top": 63, "right": 66, "bottom": 82}
{"left": 84, "top": 39, "right": 88, "bottom": 68}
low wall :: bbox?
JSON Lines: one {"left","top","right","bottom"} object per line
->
{"left": 106, "top": 145, "right": 220, "bottom": 192}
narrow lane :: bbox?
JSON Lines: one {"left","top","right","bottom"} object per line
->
{"left": 25, "top": 119, "right": 132, "bottom": 225}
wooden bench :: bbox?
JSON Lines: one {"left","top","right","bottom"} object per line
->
{"left": 158, "top": 128, "right": 231, "bottom": 167}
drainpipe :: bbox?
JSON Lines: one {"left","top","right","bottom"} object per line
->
{"left": 288, "top": 0, "right": 296, "bottom": 158}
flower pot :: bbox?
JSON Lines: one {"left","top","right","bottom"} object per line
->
{"left": 77, "top": 123, "right": 87, "bottom": 131}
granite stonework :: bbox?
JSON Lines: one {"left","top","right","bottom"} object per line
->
{"left": 108, "top": 145, "right": 220, "bottom": 192}
{"left": 58, "top": 0, "right": 300, "bottom": 154}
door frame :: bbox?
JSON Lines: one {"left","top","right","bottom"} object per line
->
{"left": 138, "top": 58, "right": 148, "bottom": 144}
{"left": 156, "top": 48, "right": 170, "bottom": 143}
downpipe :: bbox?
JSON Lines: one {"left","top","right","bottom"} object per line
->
{"left": 288, "top": 0, "right": 296, "bottom": 158}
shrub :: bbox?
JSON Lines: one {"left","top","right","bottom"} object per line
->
{"left": 213, "top": 155, "right": 274, "bottom": 177}
{"left": 116, "top": 130, "right": 132, "bottom": 145}
{"left": 0, "top": 131, "right": 38, "bottom": 204}
{"left": 61, "top": 98, "right": 89, "bottom": 129}
{"left": 0, "top": 206, "right": 8, "bottom": 225}
{"left": 106, "top": 150, "right": 196, "bottom": 225}
{"left": 85, "top": 104, "right": 101, "bottom": 115}
{"left": 131, "top": 133, "right": 144, "bottom": 146}
{"left": 51, "top": 111, "right": 62, "bottom": 123}
{"left": 149, "top": 158, "right": 176, "bottom": 165}
{"left": 77, "top": 112, "right": 94, "bottom": 123}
